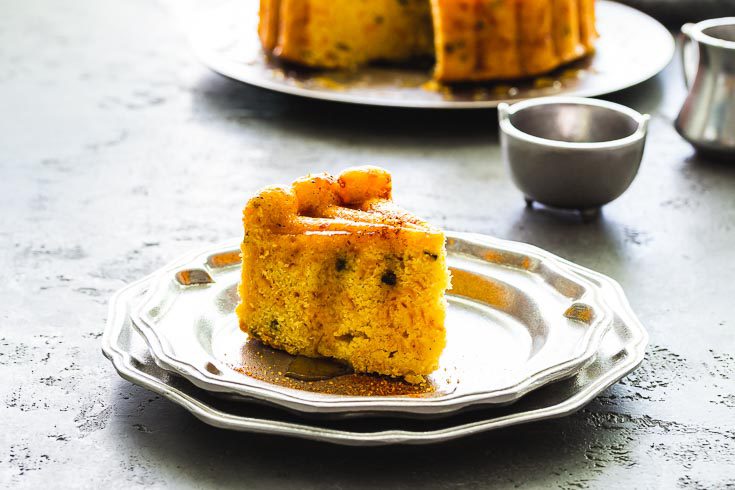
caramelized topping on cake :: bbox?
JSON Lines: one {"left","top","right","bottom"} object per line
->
{"left": 245, "top": 166, "right": 435, "bottom": 235}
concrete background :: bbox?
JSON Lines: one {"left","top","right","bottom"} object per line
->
{"left": 2, "top": 0, "right": 734, "bottom": 488}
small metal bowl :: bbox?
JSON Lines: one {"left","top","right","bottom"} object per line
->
{"left": 499, "top": 97, "right": 649, "bottom": 219}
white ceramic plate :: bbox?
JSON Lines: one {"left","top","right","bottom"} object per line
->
{"left": 101, "top": 257, "right": 647, "bottom": 445}
{"left": 129, "top": 232, "right": 614, "bottom": 416}
{"left": 187, "top": 0, "right": 675, "bottom": 109}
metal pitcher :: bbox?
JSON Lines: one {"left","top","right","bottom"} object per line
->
{"left": 675, "top": 17, "right": 735, "bottom": 158}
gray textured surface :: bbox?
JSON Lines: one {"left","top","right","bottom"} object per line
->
{"left": 2, "top": 0, "right": 734, "bottom": 488}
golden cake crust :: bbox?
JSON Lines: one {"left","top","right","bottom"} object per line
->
{"left": 236, "top": 166, "right": 450, "bottom": 383}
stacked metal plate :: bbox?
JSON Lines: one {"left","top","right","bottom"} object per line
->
{"left": 102, "top": 232, "right": 647, "bottom": 445}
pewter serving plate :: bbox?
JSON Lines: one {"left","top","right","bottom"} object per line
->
{"left": 128, "top": 232, "right": 614, "bottom": 416}
{"left": 187, "top": 0, "right": 674, "bottom": 109}
{"left": 101, "top": 254, "right": 647, "bottom": 446}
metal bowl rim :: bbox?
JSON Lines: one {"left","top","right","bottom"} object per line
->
{"left": 683, "top": 17, "right": 735, "bottom": 50}
{"left": 499, "top": 96, "right": 649, "bottom": 150}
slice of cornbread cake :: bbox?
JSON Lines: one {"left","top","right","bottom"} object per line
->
{"left": 236, "top": 166, "right": 450, "bottom": 384}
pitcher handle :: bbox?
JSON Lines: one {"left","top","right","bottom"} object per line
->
{"left": 680, "top": 23, "right": 697, "bottom": 88}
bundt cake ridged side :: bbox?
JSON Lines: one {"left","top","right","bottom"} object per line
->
{"left": 431, "top": 0, "right": 597, "bottom": 82}
{"left": 257, "top": 0, "right": 598, "bottom": 82}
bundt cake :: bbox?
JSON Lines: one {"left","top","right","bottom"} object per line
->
{"left": 258, "top": 0, "right": 597, "bottom": 82}
{"left": 236, "top": 166, "right": 450, "bottom": 383}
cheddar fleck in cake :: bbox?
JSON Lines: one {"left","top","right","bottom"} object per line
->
{"left": 236, "top": 166, "right": 450, "bottom": 383}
